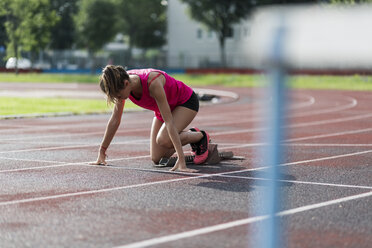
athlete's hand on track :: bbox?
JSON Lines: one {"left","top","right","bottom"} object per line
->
{"left": 170, "top": 158, "right": 198, "bottom": 173}
{"left": 90, "top": 151, "right": 108, "bottom": 166}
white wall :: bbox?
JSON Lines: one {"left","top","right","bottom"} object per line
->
{"left": 167, "top": 0, "right": 253, "bottom": 68}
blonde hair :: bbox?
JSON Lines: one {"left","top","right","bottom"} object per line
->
{"left": 99, "top": 65, "right": 129, "bottom": 104}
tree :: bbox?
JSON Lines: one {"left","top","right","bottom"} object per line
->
{"left": 50, "top": 0, "right": 79, "bottom": 50}
{"left": 180, "top": 0, "right": 254, "bottom": 67}
{"left": 0, "top": 0, "right": 58, "bottom": 73}
{"left": 115, "top": 0, "right": 167, "bottom": 66}
{"left": 27, "top": 0, "right": 59, "bottom": 67}
{"left": 0, "top": 16, "right": 6, "bottom": 47}
{"left": 0, "top": 16, "right": 7, "bottom": 50}
{"left": 74, "top": 0, "right": 118, "bottom": 72}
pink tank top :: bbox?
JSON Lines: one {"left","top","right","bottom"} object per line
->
{"left": 128, "top": 68, "right": 193, "bottom": 122}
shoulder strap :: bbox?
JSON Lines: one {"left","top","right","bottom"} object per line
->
{"left": 147, "top": 72, "right": 162, "bottom": 87}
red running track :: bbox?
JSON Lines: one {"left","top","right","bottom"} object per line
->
{"left": 0, "top": 85, "right": 371, "bottom": 248}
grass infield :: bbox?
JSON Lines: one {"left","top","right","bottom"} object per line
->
{"left": 0, "top": 97, "right": 137, "bottom": 116}
{"left": 1, "top": 73, "right": 372, "bottom": 90}
{"left": 1, "top": 73, "right": 372, "bottom": 116}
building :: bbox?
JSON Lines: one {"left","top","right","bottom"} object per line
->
{"left": 167, "top": 0, "right": 253, "bottom": 69}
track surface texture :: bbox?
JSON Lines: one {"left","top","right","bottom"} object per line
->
{"left": 0, "top": 85, "right": 371, "bottom": 248}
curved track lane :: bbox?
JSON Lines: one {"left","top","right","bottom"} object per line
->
{"left": 0, "top": 86, "right": 371, "bottom": 248}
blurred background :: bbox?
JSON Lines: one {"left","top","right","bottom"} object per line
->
{"left": 0, "top": 0, "right": 370, "bottom": 74}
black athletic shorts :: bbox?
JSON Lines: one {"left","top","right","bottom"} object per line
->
{"left": 180, "top": 91, "right": 199, "bottom": 112}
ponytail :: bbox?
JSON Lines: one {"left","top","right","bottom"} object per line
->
{"left": 99, "top": 65, "right": 129, "bottom": 104}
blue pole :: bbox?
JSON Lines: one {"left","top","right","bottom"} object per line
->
{"left": 257, "top": 16, "right": 287, "bottom": 248}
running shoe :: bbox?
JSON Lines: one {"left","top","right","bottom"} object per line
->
{"left": 194, "top": 130, "right": 210, "bottom": 164}
{"left": 189, "top": 127, "right": 200, "bottom": 155}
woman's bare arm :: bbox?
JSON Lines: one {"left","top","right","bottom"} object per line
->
{"left": 91, "top": 100, "right": 125, "bottom": 165}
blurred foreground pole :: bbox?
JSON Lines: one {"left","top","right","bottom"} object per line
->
{"left": 249, "top": 4, "right": 372, "bottom": 248}
{"left": 258, "top": 16, "right": 287, "bottom": 248}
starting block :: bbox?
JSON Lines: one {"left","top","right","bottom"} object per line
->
{"left": 154, "top": 143, "right": 245, "bottom": 167}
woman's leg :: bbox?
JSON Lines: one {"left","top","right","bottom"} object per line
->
{"left": 150, "top": 117, "right": 173, "bottom": 164}
{"left": 150, "top": 106, "right": 203, "bottom": 164}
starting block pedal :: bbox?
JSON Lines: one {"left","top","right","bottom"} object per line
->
{"left": 154, "top": 143, "right": 244, "bottom": 167}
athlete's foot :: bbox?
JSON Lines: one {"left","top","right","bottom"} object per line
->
{"left": 189, "top": 127, "right": 201, "bottom": 155}
{"left": 194, "top": 130, "right": 210, "bottom": 164}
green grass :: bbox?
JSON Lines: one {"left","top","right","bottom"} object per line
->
{"left": 0, "top": 97, "right": 138, "bottom": 116}
{"left": 2, "top": 72, "right": 372, "bottom": 90}
{"left": 1, "top": 72, "right": 372, "bottom": 117}
{"left": 174, "top": 74, "right": 259, "bottom": 87}
{"left": 288, "top": 75, "right": 372, "bottom": 91}
{"left": 0, "top": 72, "right": 260, "bottom": 86}
{"left": 0, "top": 73, "right": 99, "bottom": 84}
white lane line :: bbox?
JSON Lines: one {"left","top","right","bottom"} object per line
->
{"left": 280, "top": 149, "right": 372, "bottom": 166}
{"left": 115, "top": 216, "right": 267, "bottom": 248}
{"left": 201, "top": 94, "right": 353, "bottom": 118}
{"left": 4, "top": 120, "right": 372, "bottom": 154}
{"left": 219, "top": 142, "right": 372, "bottom": 148}
{"left": 2, "top": 123, "right": 372, "bottom": 174}
{"left": 277, "top": 190, "right": 372, "bottom": 216}
{"left": 217, "top": 174, "right": 372, "bottom": 190}
{"left": 193, "top": 95, "right": 353, "bottom": 128}
{"left": 223, "top": 149, "right": 372, "bottom": 174}
{"left": 285, "top": 143, "right": 372, "bottom": 147}
{"left": 2, "top": 140, "right": 372, "bottom": 175}
{"left": 4, "top": 111, "right": 372, "bottom": 154}
{"left": 291, "top": 96, "right": 357, "bottom": 117}
{"left": 0, "top": 113, "right": 152, "bottom": 134}
{"left": 194, "top": 94, "right": 314, "bottom": 127}
{"left": 0, "top": 144, "right": 97, "bottom": 154}
{"left": 114, "top": 190, "right": 372, "bottom": 248}
{"left": 103, "top": 165, "right": 372, "bottom": 190}
{"left": 0, "top": 173, "right": 212, "bottom": 207}
{"left": 3, "top": 122, "right": 372, "bottom": 153}
{"left": 2, "top": 140, "right": 149, "bottom": 146}
{"left": 289, "top": 112, "right": 372, "bottom": 128}
{"left": 1, "top": 145, "right": 371, "bottom": 207}
{"left": 288, "top": 94, "right": 315, "bottom": 110}
{"left": 0, "top": 163, "right": 80, "bottom": 173}
{"left": 0, "top": 127, "right": 150, "bottom": 142}
{"left": 0, "top": 157, "right": 66, "bottom": 164}
{"left": 0, "top": 139, "right": 149, "bottom": 154}
{"left": 1, "top": 147, "right": 371, "bottom": 206}
{"left": 212, "top": 112, "right": 372, "bottom": 136}
{"left": 0, "top": 155, "right": 150, "bottom": 173}
{"left": 286, "top": 127, "right": 372, "bottom": 142}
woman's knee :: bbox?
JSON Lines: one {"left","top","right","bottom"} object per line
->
{"left": 156, "top": 133, "right": 173, "bottom": 149}
{"left": 151, "top": 155, "right": 161, "bottom": 165}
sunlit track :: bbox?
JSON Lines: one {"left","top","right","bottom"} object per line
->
{"left": 2, "top": 112, "right": 372, "bottom": 155}
{"left": 1, "top": 87, "right": 371, "bottom": 248}
{"left": 211, "top": 112, "right": 372, "bottom": 136}
{"left": 285, "top": 127, "right": 372, "bottom": 142}
{"left": 115, "top": 191, "right": 372, "bottom": 248}
{"left": 201, "top": 95, "right": 358, "bottom": 127}
{"left": 3, "top": 112, "right": 372, "bottom": 154}
{"left": 2, "top": 140, "right": 372, "bottom": 176}
{"left": 0, "top": 92, "right": 354, "bottom": 136}
{"left": 290, "top": 96, "right": 357, "bottom": 117}
{"left": 1, "top": 147, "right": 372, "bottom": 204}
{"left": 0, "top": 96, "right": 365, "bottom": 143}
